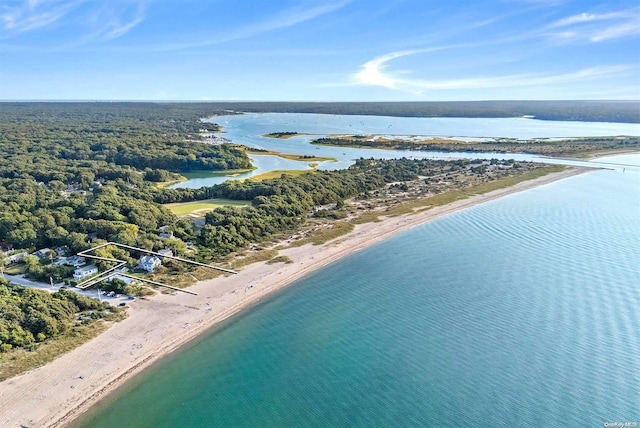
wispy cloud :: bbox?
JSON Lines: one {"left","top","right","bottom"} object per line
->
{"left": 353, "top": 49, "right": 632, "bottom": 93}
{"left": 547, "top": 7, "right": 640, "bottom": 42}
{"left": 1, "top": 0, "right": 147, "bottom": 45}
{"left": 589, "top": 20, "right": 640, "bottom": 42}
{"left": 156, "top": 0, "right": 350, "bottom": 51}
{"left": 1, "top": 0, "right": 84, "bottom": 35}
{"left": 87, "top": 1, "right": 148, "bottom": 41}
{"left": 355, "top": 48, "right": 453, "bottom": 89}
{"left": 550, "top": 11, "right": 629, "bottom": 28}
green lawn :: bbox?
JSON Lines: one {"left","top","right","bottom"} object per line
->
{"left": 165, "top": 199, "right": 251, "bottom": 216}
{"left": 4, "top": 264, "right": 25, "bottom": 275}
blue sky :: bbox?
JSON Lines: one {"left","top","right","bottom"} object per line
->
{"left": 1, "top": 0, "right": 639, "bottom": 101}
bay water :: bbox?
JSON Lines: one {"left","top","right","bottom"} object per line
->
{"left": 169, "top": 114, "right": 640, "bottom": 188}
{"left": 75, "top": 155, "right": 640, "bottom": 427}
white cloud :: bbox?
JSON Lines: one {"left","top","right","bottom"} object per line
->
{"left": 353, "top": 50, "right": 633, "bottom": 94}
{"left": 1, "top": 0, "right": 84, "bottom": 34}
{"left": 355, "top": 50, "right": 416, "bottom": 88}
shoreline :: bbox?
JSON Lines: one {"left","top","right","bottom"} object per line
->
{"left": 0, "top": 167, "right": 588, "bottom": 428}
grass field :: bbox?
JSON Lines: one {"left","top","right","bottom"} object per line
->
{"left": 165, "top": 199, "right": 251, "bottom": 216}
{"left": 249, "top": 169, "right": 314, "bottom": 181}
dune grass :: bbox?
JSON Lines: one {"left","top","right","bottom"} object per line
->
{"left": 231, "top": 249, "right": 280, "bottom": 269}
{"left": 0, "top": 323, "right": 111, "bottom": 381}
{"left": 356, "top": 165, "right": 567, "bottom": 222}
{"left": 266, "top": 255, "right": 294, "bottom": 265}
{"left": 288, "top": 222, "right": 355, "bottom": 247}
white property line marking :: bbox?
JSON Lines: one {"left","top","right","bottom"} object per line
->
{"left": 75, "top": 242, "right": 237, "bottom": 295}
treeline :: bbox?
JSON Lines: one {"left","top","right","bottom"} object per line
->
{"left": 145, "top": 100, "right": 640, "bottom": 124}
{"left": 0, "top": 280, "right": 113, "bottom": 352}
{"left": 264, "top": 132, "right": 300, "bottom": 138}
{"left": 3, "top": 101, "right": 638, "bottom": 127}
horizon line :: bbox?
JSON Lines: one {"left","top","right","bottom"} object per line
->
{"left": 1, "top": 99, "right": 639, "bottom": 103}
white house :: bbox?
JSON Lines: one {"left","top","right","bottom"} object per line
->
{"left": 73, "top": 264, "right": 98, "bottom": 281}
{"left": 139, "top": 255, "right": 161, "bottom": 272}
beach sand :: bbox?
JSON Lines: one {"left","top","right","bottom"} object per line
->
{"left": 0, "top": 168, "right": 586, "bottom": 428}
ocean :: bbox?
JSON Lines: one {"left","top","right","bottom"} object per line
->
{"left": 74, "top": 155, "right": 640, "bottom": 427}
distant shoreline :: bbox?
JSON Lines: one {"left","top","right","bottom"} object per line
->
{"left": 4, "top": 101, "right": 640, "bottom": 124}
{"left": 0, "top": 166, "right": 592, "bottom": 428}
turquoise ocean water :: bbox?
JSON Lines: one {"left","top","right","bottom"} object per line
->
{"left": 75, "top": 157, "right": 640, "bottom": 427}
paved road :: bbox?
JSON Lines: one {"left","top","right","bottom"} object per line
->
{"left": 3, "top": 273, "right": 105, "bottom": 300}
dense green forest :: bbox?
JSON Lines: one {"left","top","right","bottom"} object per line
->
{"left": 0, "top": 103, "right": 251, "bottom": 184}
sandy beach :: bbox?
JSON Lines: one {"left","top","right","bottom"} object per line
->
{"left": 0, "top": 167, "right": 587, "bottom": 428}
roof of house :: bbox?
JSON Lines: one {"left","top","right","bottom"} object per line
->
{"left": 140, "top": 255, "right": 161, "bottom": 264}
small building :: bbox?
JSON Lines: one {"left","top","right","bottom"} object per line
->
{"left": 54, "top": 246, "right": 69, "bottom": 257}
{"left": 7, "top": 252, "right": 28, "bottom": 264}
{"left": 63, "top": 256, "right": 86, "bottom": 267}
{"left": 33, "top": 248, "right": 52, "bottom": 259}
{"left": 139, "top": 255, "right": 161, "bottom": 272}
{"left": 73, "top": 265, "right": 98, "bottom": 281}
{"left": 158, "top": 225, "right": 174, "bottom": 239}
{"left": 157, "top": 249, "right": 173, "bottom": 259}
